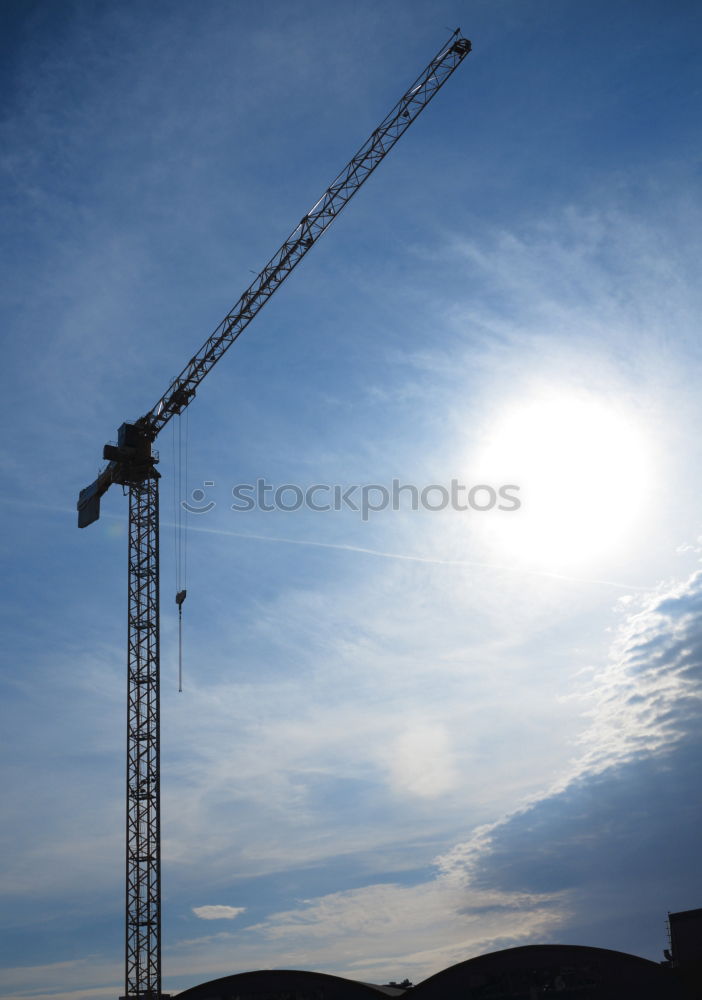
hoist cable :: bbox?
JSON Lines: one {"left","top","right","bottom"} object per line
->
{"left": 173, "top": 411, "right": 187, "bottom": 691}
{"left": 171, "top": 420, "right": 178, "bottom": 583}
{"left": 178, "top": 604, "right": 183, "bottom": 694}
{"left": 184, "top": 407, "right": 189, "bottom": 589}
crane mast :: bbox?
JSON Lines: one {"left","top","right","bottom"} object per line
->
{"left": 78, "top": 30, "right": 471, "bottom": 1000}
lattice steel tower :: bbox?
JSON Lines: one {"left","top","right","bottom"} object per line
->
{"left": 78, "top": 30, "right": 472, "bottom": 1000}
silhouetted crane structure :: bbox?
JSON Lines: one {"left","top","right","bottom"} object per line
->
{"left": 77, "top": 30, "right": 471, "bottom": 1000}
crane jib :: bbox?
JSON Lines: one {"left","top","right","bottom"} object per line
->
{"left": 77, "top": 31, "right": 471, "bottom": 529}
{"left": 144, "top": 24, "right": 466, "bottom": 432}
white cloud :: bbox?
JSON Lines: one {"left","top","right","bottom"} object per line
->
{"left": 568, "top": 569, "right": 702, "bottom": 780}
{"left": 193, "top": 905, "right": 247, "bottom": 920}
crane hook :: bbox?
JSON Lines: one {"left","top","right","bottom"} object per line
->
{"left": 176, "top": 590, "right": 186, "bottom": 691}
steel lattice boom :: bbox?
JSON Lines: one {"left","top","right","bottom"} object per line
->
{"left": 139, "top": 31, "right": 471, "bottom": 442}
{"left": 77, "top": 29, "right": 471, "bottom": 1000}
{"left": 126, "top": 476, "right": 162, "bottom": 999}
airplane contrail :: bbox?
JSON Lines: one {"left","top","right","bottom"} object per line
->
{"left": 173, "top": 520, "right": 656, "bottom": 593}
{"left": 7, "top": 499, "right": 653, "bottom": 593}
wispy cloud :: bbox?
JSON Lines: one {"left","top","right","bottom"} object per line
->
{"left": 0, "top": 956, "right": 120, "bottom": 1000}
{"left": 435, "top": 566, "right": 702, "bottom": 950}
{"left": 165, "top": 878, "right": 566, "bottom": 988}
{"left": 571, "top": 571, "right": 702, "bottom": 777}
{"left": 163, "top": 564, "right": 702, "bottom": 983}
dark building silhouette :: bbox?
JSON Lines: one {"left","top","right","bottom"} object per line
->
{"left": 411, "top": 944, "right": 691, "bottom": 998}
{"left": 666, "top": 909, "right": 702, "bottom": 998}
{"left": 175, "top": 943, "right": 695, "bottom": 999}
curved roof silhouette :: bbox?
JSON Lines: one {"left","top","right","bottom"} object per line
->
{"left": 175, "top": 944, "right": 693, "bottom": 999}
{"left": 176, "top": 968, "right": 405, "bottom": 1000}
{"left": 410, "top": 943, "right": 691, "bottom": 998}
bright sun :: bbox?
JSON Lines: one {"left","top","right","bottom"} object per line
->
{"left": 472, "top": 389, "right": 652, "bottom": 572}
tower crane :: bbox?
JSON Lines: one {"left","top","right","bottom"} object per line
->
{"left": 77, "top": 30, "right": 472, "bottom": 1000}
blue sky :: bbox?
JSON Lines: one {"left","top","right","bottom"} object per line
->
{"left": 2, "top": 0, "right": 702, "bottom": 997}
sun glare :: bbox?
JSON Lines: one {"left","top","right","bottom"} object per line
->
{"left": 472, "top": 389, "right": 652, "bottom": 572}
